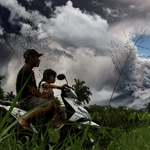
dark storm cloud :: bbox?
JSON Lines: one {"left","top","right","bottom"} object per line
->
{"left": 0, "top": 42, "right": 14, "bottom": 67}
{"left": 0, "top": 41, "right": 18, "bottom": 87}
{"left": 0, "top": 5, "right": 21, "bottom": 34}
{"left": 50, "top": 0, "right": 150, "bottom": 24}
{"left": 18, "top": 0, "right": 53, "bottom": 18}
{"left": 90, "top": 0, "right": 150, "bottom": 22}
{"left": 0, "top": 0, "right": 149, "bottom": 34}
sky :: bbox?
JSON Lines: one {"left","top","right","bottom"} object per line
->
{"left": 0, "top": 0, "right": 150, "bottom": 107}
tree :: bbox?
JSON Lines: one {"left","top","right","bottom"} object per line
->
{"left": 4, "top": 91, "right": 15, "bottom": 101}
{"left": 72, "top": 79, "right": 92, "bottom": 105}
{"left": 0, "top": 75, "right": 5, "bottom": 100}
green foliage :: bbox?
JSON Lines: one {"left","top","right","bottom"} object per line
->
{"left": 0, "top": 76, "right": 15, "bottom": 101}
{"left": 86, "top": 105, "right": 148, "bottom": 129}
{"left": 108, "top": 126, "right": 150, "bottom": 150}
{"left": 84, "top": 104, "right": 150, "bottom": 149}
{"left": 1, "top": 102, "right": 150, "bottom": 149}
{"left": 4, "top": 91, "right": 16, "bottom": 101}
{"left": 145, "top": 102, "right": 150, "bottom": 112}
{"left": 72, "top": 78, "right": 92, "bottom": 104}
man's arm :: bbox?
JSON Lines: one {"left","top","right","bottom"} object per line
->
{"left": 28, "top": 86, "right": 57, "bottom": 108}
{"left": 28, "top": 86, "right": 49, "bottom": 100}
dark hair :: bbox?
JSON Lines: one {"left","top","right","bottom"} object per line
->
{"left": 38, "top": 69, "right": 57, "bottom": 90}
{"left": 24, "top": 49, "right": 43, "bottom": 63}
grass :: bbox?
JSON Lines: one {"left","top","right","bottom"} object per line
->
{"left": 1, "top": 100, "right": 150, "bottom": 150}
{"left": 0, "top": 104, "right": 100, "bottom": 149}
{"left": 108, "top": 126, "right": 150, "bottom": 150}
{"left": 2, "top": 104, "right": 150, "bottom": 149}
{"left": 0, "top": 120, "right": 99, "bottom": 150}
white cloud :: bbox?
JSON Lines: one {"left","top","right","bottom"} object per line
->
{"left": 41, "top": 1, "right": 110, "bottom": 56}
{"left": 0, "top": 26, "right": 3, "bottom": 35}
{"left": 0, "top": 0, "right": 30, "bottom": 23}
{"left": 129, "top": 5, "right": 135, "bottom": 9}
{"left": 103, "top": 7, "right": 127, "bottom": 19}
{"left": 45, "top": 1, "right": 53, "bottom": 8}
{"left": 103, "top": 8, "right": 119, "bottom": 18}
{"left": 146, "top": 12, "right": 150, "bottom": 17}
{"left": 91, "top": 0, "right": 103, "bottom": 7}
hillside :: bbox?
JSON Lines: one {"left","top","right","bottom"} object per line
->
{"left": 89, "top": 91, "right": 150, "bottom": 110}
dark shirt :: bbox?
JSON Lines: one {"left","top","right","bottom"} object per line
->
{"left": 16, "top": 66, "right": 37, "bottom": 100}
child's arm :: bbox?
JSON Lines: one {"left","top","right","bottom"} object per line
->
{"left": 42, "top": 82, "right": 67, "bottom": 89}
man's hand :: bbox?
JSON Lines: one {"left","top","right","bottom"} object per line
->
{"left": 28, "top": 86, "right": 49, "bottom": 100}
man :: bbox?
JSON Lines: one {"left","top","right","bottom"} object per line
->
{"left": 16, "top": 49, "right": 58, "bottom": 131}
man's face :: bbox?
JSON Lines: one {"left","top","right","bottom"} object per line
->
{"left": 30, "top": 56, "right": 40, "bottom": 67}
{"left": 34, "top": 56, "right": 40, "bottom": 67}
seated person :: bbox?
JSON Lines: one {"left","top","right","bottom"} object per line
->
{"left": 38, "top": 69, "right": 67, "bottom": 130}
{"left": 16, "top": 49, "right": 58, "bottom": 131}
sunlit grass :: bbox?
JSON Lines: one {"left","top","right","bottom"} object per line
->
{"left": 108, "top": 125, "right": 150, "bottom": 150}
{"left": 0, "top": 118, "right": 100, "bottom": 150}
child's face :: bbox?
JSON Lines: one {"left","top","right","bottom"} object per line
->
{"left": 48, "top": 75, "right": 56, "bottom": 83}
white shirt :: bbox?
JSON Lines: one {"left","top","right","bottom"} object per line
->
{"left": 39, "top": 81, "right": 54, "bottom": 99}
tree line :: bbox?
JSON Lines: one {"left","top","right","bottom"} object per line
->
{"left": 0, "top": 75, "right": 15, "bottom": 101}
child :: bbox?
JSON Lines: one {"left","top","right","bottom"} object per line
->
{"left": 38, "top": 69, "right": 67, "bottom": 131}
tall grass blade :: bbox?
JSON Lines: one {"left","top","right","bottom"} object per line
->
{"left": 0, "top": 71, "right": 34, "bottom": 133}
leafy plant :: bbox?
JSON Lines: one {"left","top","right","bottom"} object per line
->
{"left": 72, "top": 78, "right": 92, "bottom": 104}
{"left": 108, "top": 125, "right": 150, "bottom": 150}
{"left": 4, "top": 91, "right": 15, "bottom": 101}
{"left": 84, "top": 104, "right": 150, "bottom": 149}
